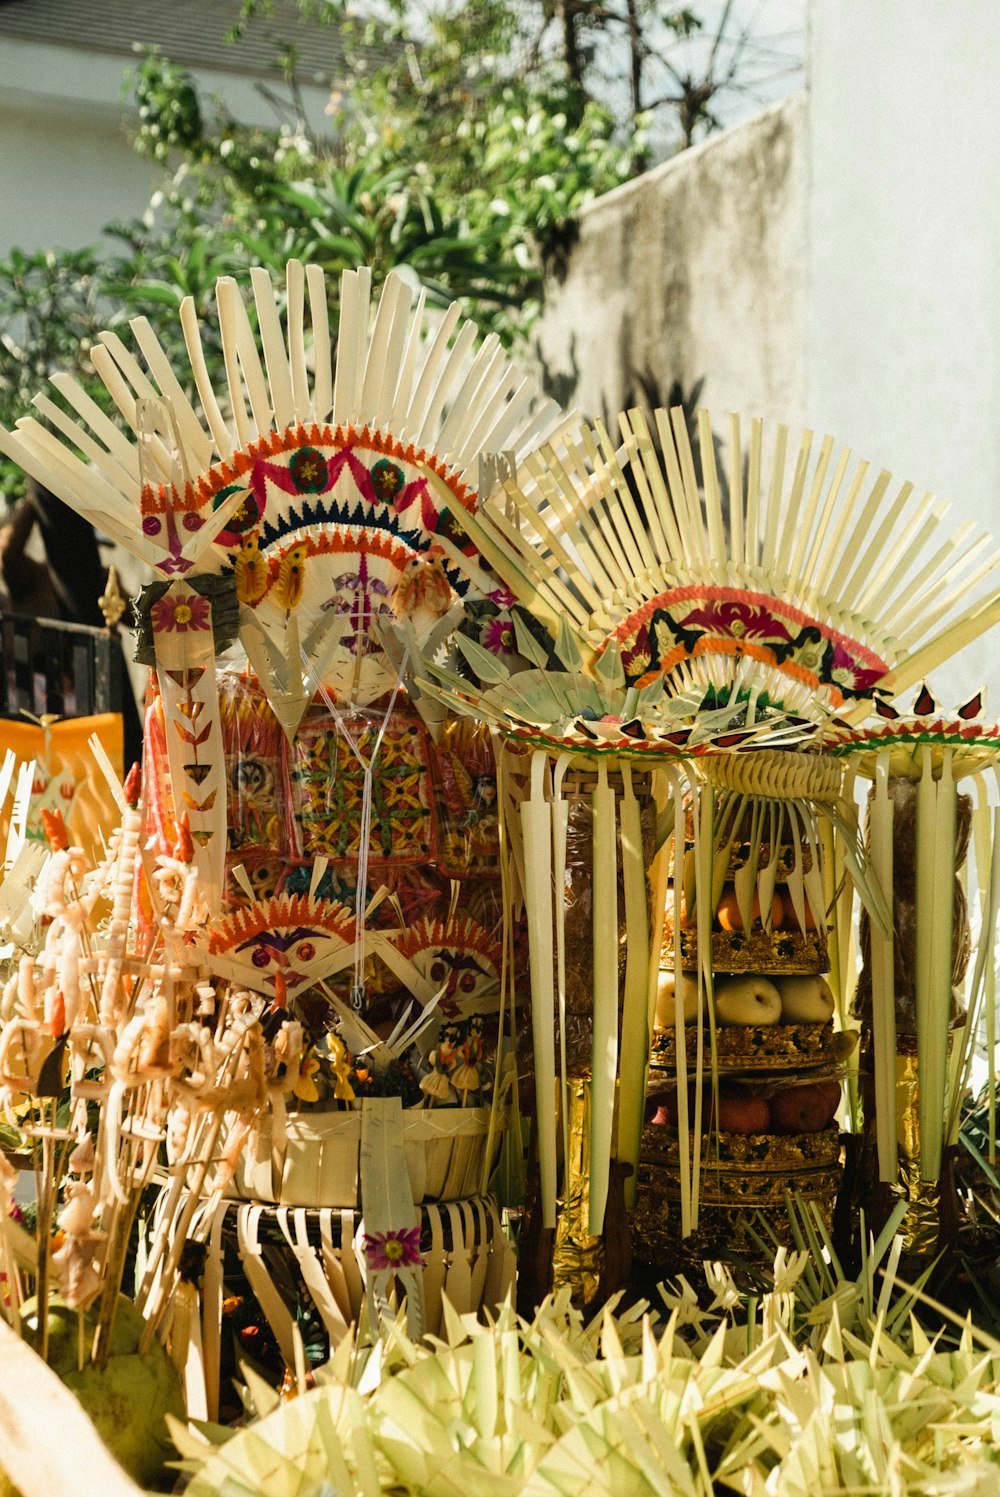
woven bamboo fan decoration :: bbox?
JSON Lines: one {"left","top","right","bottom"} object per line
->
{"left": 412, "top": 406, "right": 1000, "bottom": 1270}
{"left": 0, "top": 262, "right": 565, "bottom": 1377}
{"left": 451, "top": 410, "right": 1000, "bottom": 723}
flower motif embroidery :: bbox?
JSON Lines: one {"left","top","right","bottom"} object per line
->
{"left": 371, "top": 458, "right": 405, "bottom": 502}
{"left": 680, "top": 599, "right": 792, "bottom": 644}
{"left": 213, "top": 483, "right": 260, "bottom": 543}
{"left": 288, "top": 447, "right": 329, "bottom": 494}
{"left": 151, "top": 593, "right": 210, "bottom": 633}
{"left": 363, "top": 1226, "right": 425, "bottom": 1271}
{"left": 621, "top": 625, "right": 653, "bottom": 681}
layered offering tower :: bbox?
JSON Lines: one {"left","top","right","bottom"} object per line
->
{"left": 1, "top": 263, "right": 1000, "bottom": 1460}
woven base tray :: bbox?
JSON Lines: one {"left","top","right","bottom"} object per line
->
{"left": 230, "top": 1104, "right": 506, "bottom": 1208}
{"left": 650, "top": 1020, "right": 836, "bottom": 1072}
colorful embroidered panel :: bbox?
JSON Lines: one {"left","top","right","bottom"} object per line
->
{"left": 287, "top": 710, "right": 436, "bottom": 865}
{"left": 607, "top": 586, "right": 889, "bottom": 707}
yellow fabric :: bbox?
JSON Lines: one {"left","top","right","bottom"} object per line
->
{"left": 0, "top": 713, "right": 124, "bottom": 858}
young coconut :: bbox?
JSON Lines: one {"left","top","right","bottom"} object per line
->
{"left": 777, "top": 974, "right": 835, "bottom": 1024}
{"left": 714, "top": 974, "right": 782, "bottom": 1026}
{"left": 17, "top": 1295, "right": 183, "bottom": 1490}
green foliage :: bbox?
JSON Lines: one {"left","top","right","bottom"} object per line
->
{"left": 0, "top": 247, "right": 113, "bottom": 503}
{"left": 1, "top": 0, "right": 739, "bottom": 500}
{"left": 131, "top": 49, "right": 204, "bottom": 161}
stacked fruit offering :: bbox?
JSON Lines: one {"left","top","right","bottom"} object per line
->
{"left": 633, "top": 855, "right": 849, "bottom": 1273}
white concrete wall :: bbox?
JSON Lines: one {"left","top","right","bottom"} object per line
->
{"left": 805, "top": 0, "right": 1000, "bottom": 703}
{"left": 0, "top": 37, "right": 330, "bottom": 257}
{"left": 531, "top": 93, "right": 806, "bottom": 428}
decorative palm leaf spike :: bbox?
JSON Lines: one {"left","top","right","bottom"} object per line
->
{"left": 825, "top": 690, "right": 1000, "bottom": 1236}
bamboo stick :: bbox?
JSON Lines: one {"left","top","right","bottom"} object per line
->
{"left": 286, "top": 259, "right": 309, "bottom": 420}
{"left": 760, "top": 422, "right": 788, "bottom": 577}
{"left": 870, "top": 751, "right": 898, "bottom": 1180}
{"left": 214, "top": 277, "right": 256, "bottom": 448}
{"left": 551, "top": 754, "right": 571, "bottom": 1189}
{"left": 126, "top": 319, "right": 213, "bottom": 470}
{"left": 615, "top": 763, "right": 652, "bottom": 1208}
{"left": 727, "top": 413, "right": 744, "bottom": 567}
{"left": 388, "top": 286, "right": 426, "bottom": 432}
{"left": 520, "top": 752, "right": 558, "bottom": 1228}
{"left": 247, "top": 267, "right": 293, "bottom": 433}
{"left": 179, "top": 295, "right": 233, "bottom": 458}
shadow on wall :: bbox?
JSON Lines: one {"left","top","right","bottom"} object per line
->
{"left": 535, "top": 352, "right": 731, "bottom": 540}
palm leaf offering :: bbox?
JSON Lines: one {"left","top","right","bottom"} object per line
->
{"left": 0, "top": 262, "right": 562, "bottom": 1480}
{"left": 7, "top": 248, "right": 1000, "bottom": 1497}
{"left": 462, "top": 412, "right": 1000, "bottom": 722}
{"left": 176, "top": 1224, "right": 1000, "bottom": 1497}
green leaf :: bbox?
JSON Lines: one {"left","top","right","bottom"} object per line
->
{"left": 453, "top": 632, "right": 514, "bottom": 685}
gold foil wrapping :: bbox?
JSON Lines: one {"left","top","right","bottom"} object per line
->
{"left": 866, "top": 1047, "right": 942, "bottom": 1257}
{"left": 665, "top": 924, "right": 829, "bottom": 975}
{"left": 641, "top": 1123, "right": 842, "bottom": 1174}
{"left": 634, "top": 1123, "right": 843, "bottom": 1272}
{"left": 551, "top": 1076, "right": 604, "bottom": 1302}
{"left": 633, "top": 1170, "right": 839, "bottom": 1273}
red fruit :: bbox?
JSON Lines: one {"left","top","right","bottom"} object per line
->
{"left": 716, "top": 1092, "right": 771, "bottom": 1134}
{"left": 173, "top": 813, "right": 194, "bottom": 864}
{"left": 123, "top": 762, "right": 142, "bottom": 808}
{"left": 770, "top": 1082, "right": 839, "bottom": 1134}
{"left": 816, "top": 1080, "right": 843, "bottom": 1116}
{"left": 659, "top": 1091, "right": 680, "bottom": 1126}
{"left": 661, "top": 1086, "right": 770, "bottom": 1134}
{"left": 716, "top": 888, "right": 783, "bottom": 932}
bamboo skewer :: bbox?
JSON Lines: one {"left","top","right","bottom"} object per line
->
{"left": 870, "top": 751, "right": 898, "bottom": 1180}
{"left": 520, "top": 752, "right": 558, "bottom": 1229}
{"left": 551, "top": 755, "right": 572, "bottom": 1185}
